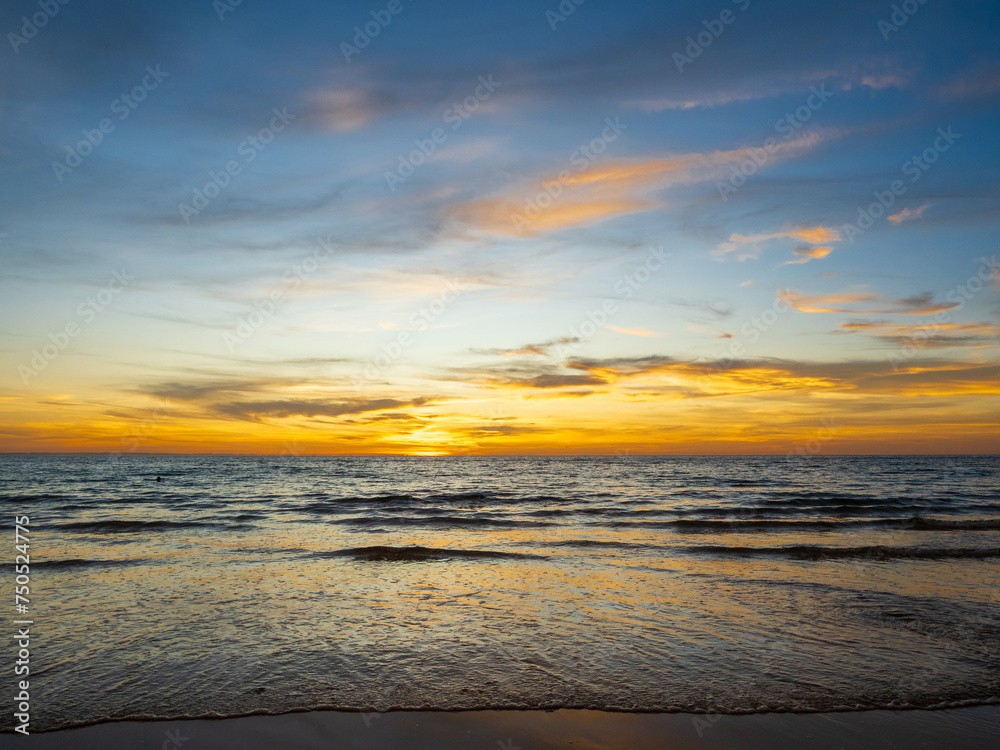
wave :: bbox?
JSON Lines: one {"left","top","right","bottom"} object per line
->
{"left": 309, "top": 545, "right": 547, "bottom": 562}
{"left": 667, "top": 517, "right": 1000, "bottom": 533}
{"left": 32, "top": 695, "right": 1000, "bottom": 734}
{"left": 679, "top": 544, "right": 1000, "bottom": 561}
{"left": 548, "top": 539, "right": 659, "bottom": 550}
{"left": 34, "top": 558, "right": 148, "bottom": 569}
{"left": 298, "top": 492, "right": 570, "bottom": 508}
{"left": 56, "top": 520, "right": 235, "bottom": 533}
{"left": 327, "top": 515, "right": 547, "bottom": 528}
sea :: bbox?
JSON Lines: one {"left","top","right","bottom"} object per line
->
{"left": 2, "top": 454, "right": 998, "bottom": 732}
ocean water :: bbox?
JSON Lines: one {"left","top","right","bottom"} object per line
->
{"left": 3, "top": 454, "right": 999, "bottom": 732}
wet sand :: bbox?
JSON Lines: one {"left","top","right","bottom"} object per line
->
{"left": 3, "top": 706, "right": 998, "bottom": 749}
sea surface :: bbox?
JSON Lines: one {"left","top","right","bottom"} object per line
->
{"left": 2, "top": 454, "right": 999, "bottom": 732}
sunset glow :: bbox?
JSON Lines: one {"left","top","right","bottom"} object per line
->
{"left": 2, "top": 0, "right": 998, "bottom": 456}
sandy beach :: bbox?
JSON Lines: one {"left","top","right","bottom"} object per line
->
{"left": 3, "top": 706, "right": 998, "bottom": 750}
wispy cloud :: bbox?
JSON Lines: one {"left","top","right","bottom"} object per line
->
{"left": 889, "top": 203, "right": 930, "bottom": 223}
{"left": 781, "top": 290, "right": 959, "bottom": 316}
{"left": 447, "top": 133, "right": 828, "bottom": 237}
{"left": 936, "top": 62, "right": 1000, "bottom": 101}
{"left": 305, "top": 87, "right": 411, "bottom": 132}
{"left": 778, "top": 245, "right": 834, "bottom": 267}
{"left": 606, "top": 325, "right": 660, "bottom": 337}
{"left": 838, "top": 320, "right": 1000, "bottom": 349}
{"left": 716, "top": 225, "right": 841, "bottom": 262}
{"left": 473, "top": 337, "right": 580, "bottom": 357}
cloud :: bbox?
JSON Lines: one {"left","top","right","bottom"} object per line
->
{"left": 669, "top": 298, "right": 736, "bottom": 322}
{"left": 631, "top": 89, "right": 769, "bottom": 111}
{"left": 214, "top": 397, "right": 433, "bottom": 422}
{"left": 781, "top": 289, "right": 959, "bottom": 316}
{"left": 606, "top": 325, "right": 660, "bottom": 337}
{"left": 889, "top": 204, "right": 930, "bottom": 223}
{"left": 473, "top": 337, "right": 580, "bottom": 357}
{"left": 716, "top": 225, "right": 841, "bottom": 262}
{"left": 936, "top": 62, "right": 1000, "bottom": 101}
{"left": 138, "top": 380, "right": 266, "bottom": 402}
{"left": 451, "top": 351, "right": 1000, "bottom": 401}
{"left": 838, "top": 320, "right": 1000, "bottom": 349}
{"left": 305, "top": 87, "right": 410, "bottom": 132}
{"left": 451, "top": 361, "right": 606, "bottom": 390}
{"left": 779, "top": 245, "right": 834, "bottom": 267}
{"left": 446, "top": 133, "right": 827, "bottom": 237}
{"left": 134, "top": 377, "right": 438, "bottom": 424}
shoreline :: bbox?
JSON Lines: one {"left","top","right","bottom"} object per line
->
{"left": 4, "top": 705, "right": 999, "bottom": 749}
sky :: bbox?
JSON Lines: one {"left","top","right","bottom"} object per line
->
{"left": 1, "top": 0, "right": 998, "bottom": 455}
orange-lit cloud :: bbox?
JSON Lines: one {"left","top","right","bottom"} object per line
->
{"left": 3, "top": 352, "right": 998, "bottom": 455}
{"left": 307, "top": 87, "right": 393, "bottom": 132}
{"left": 781, "top": 289, "right": 958, "bottom": 315}
{"left": 606, "top": 325, "right": 660, "bottom": 337}
{"left": 447, "top": 134, "right": 827, "bottom": 237}
{"left": 838, "top": 320, "right": 1000, "bottom": 348}
{"left": 716, "top": 225, "right": 841, "bottom": 261}
{"left": 889, "top": 203, "right": 930, "bottom": 223}
{"left": 779, "top": 245, "right": 834, "bottom": 266}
